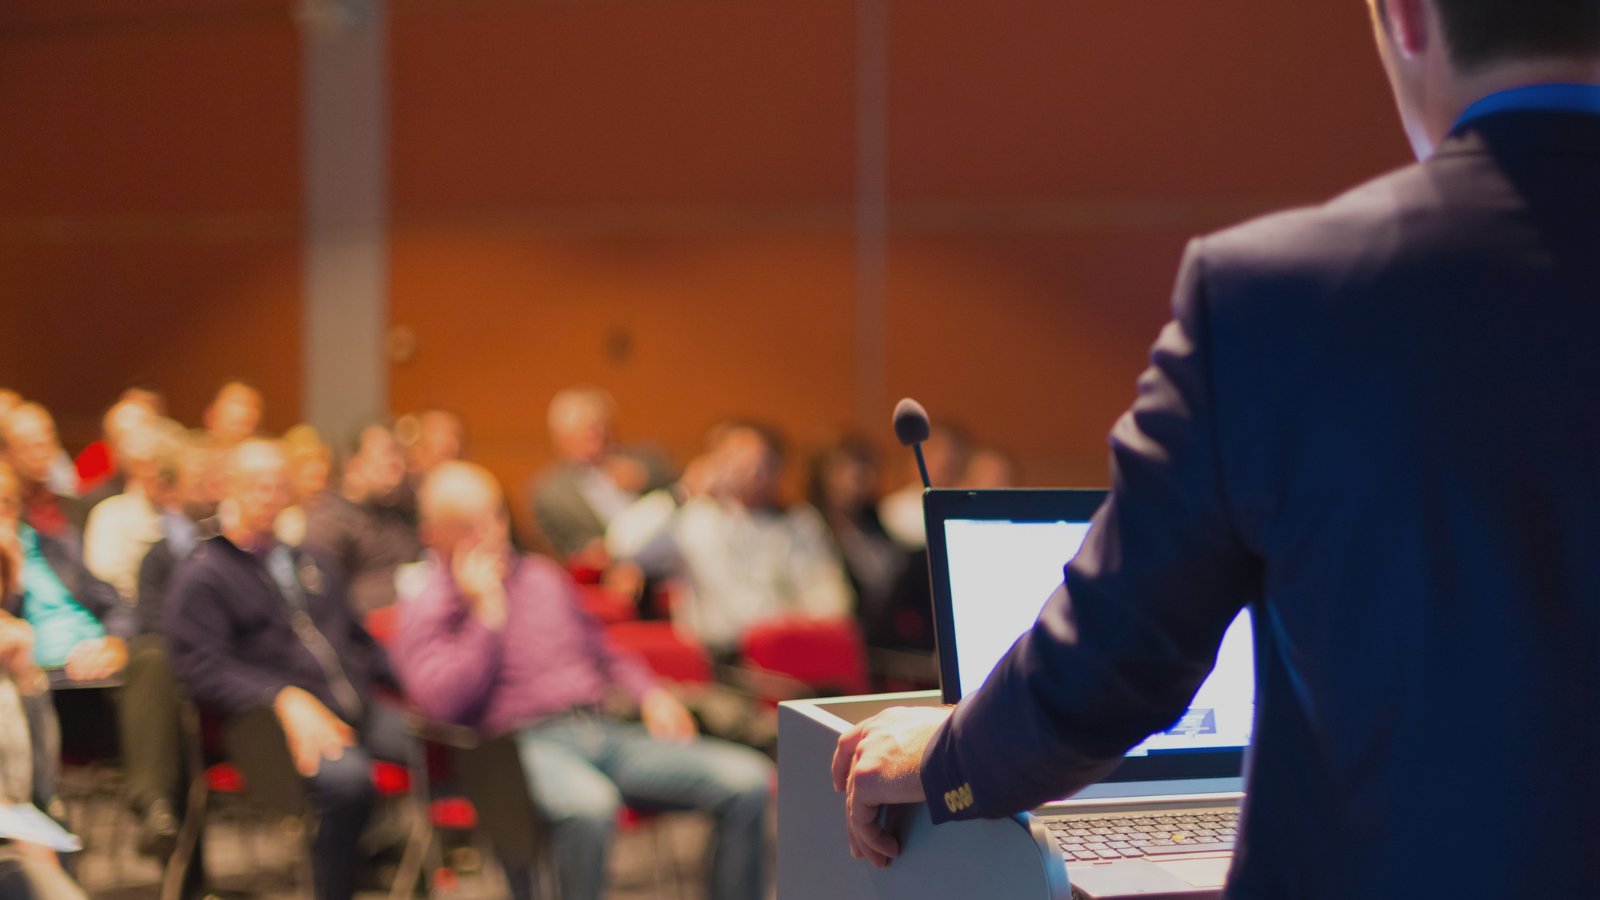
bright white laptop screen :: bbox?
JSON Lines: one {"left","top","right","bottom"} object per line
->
{"left": 943, "top": 518, "right": 1255, "bottom": 757}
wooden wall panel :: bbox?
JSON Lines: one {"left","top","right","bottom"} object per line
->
{"left": 391, "top": 0, "right": 858, "bottom": 207}
{"left": 387, "top": 229, "right": 857, "bottom": 513}
{"left": 0, "top": 3, "right": 302, "bottom": 448}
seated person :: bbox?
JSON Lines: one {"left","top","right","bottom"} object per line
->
{"left": 274, "top": 424, "right": 333, "bottom": 547}
{"left": 303, "top": 424, "right": 422, "bottom": 615}
{"left": 2, "top": 405, "right": 90, "bottom": 551}
{"left": 395, "top": 462, "right": 773, "bottom": 900}
{"left": 530, "top": 387, "right": 673, "bottom": 598}
{"left": 807, "top": 437, "right": 909, "bottom": 649}
{"left": 876, "top": 420, "right": 969, "bottom": 551}
{"left": 960, "top": 446, "right": 1017, "bottom": 489}
{"left": 201, "top": 381, "right": 262, "bottom": 450}
{"left": 395, "top": 409, "right": 466, "bottom": 481}
{"left": 79, "top": 395, "right": 163, "bottom": 512}
{"left": 165, "top": 439, "right": 406, "bottom": 900}
{"left": 83, "top": 418, "right": 183, "bottom": 603}
{"left": 0, "top": 462, "right": 130, "bottom": 682}
{"left": 120, "top": 434, "right": 222, "bottom": 859}
{"left": 606, "top": 420, "right": 855, "bottom": 658}
{"left": 0, "top": 610, "right": 85, "bottom": 900}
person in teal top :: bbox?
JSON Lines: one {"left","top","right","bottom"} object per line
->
{"left": 16, "top": 524, "right": 105, "bottom": 669}
{"left": 1, "top": 462, "right": 131, "bottom": 681}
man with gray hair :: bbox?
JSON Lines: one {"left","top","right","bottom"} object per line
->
{"left": 530, "top": 387, "right": 673, "bottom": 583}
{"left": 166, "top": 439, "right": 404, "bottom": 900}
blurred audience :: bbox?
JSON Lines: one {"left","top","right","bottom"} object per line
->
{"left": 122, "top": 433, "right": 224, "bottom": 859}
{"left": 961, "top": 446, "right": 1018, "bottom": 489}
{"left": 607, "top": 420, "right": 854, "bottom": 658}
{"left": 275, "top": 424, "right": 334, "bottom": 547}
{"left": 1, "top": 406, "right": 89, "bottom": 551}
{"left": 532, "top": 388, "right": 674, "bottom": 611}
{"left": 0, "top": 462, "right": 131, "bottom": 681}
{"left": 0, "top": 609, "right": 82, "bottom": 900}
{"left": 394, "top": 409, "right": 465, "bottom": 480}
{"left": 303, "top": 425, "right": 422, "bottom": 616}
{"left": 877, "top": 421, "right": 970, "bottom": 550}
{"left": 203, "top": 382, "right": 263, "bottom": 449}
{"left": 807, "top": 436, "right": 908, "bottom": 642}
{"left": 532, "top": 388, "right": 672, "bottom": 559}
{"left": 83, "top": 418, "right": 184, "bottom": 603}
{"left": 165, "top": 439, "right": 405, "bottom": 900}
{"left": 396, "top": 462, "right": 772, "bottom": 900}
{"left": 74, "top": 389, "right": 163, "bottom": 498}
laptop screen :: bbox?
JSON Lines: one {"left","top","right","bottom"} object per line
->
{"left": 926, "top": 489, "right": 1254, "bottom": 782}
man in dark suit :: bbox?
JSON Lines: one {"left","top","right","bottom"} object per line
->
{"left": 835, "top": 1, "right": 1600, "bottom": 897}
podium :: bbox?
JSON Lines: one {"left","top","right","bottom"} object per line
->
{"left": 777, "top": 691, "right": 1072, "bottom": 900}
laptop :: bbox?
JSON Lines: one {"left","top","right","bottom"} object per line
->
{"left": 925, "top": 489, "right": 1253, "bottom": 899}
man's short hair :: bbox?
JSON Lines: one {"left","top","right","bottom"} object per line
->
{"left": 547, "top": 386, "right": 616, "bottom": 434}
{"left": 716, "top": 419, "right": 788, "bottom": 467}
{"left": 0, "top": 402, "right": 59, "bottom": 457}
{"left": 1433, "top": 0, "right": 1600, "bottom": 71}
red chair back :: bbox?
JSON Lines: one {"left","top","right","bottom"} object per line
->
{"left": 740, "top": 616, "right": 870, "bottom": 696}
{"left": 605, "top": 621, "right": 713, "bottom": 684}
{"left": 364, "top": 605, "right": 400, "bottom": 647}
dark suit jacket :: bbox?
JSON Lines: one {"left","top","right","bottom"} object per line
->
{"left": 921, "top": 109, "right": 1600, "bottom": 899}
{"left": 165, "top": 536, "right": 393, "bottom": 721}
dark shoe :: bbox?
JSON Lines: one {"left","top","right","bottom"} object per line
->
{"left": 137, "top": 798, "right": 180, "bottom": 860}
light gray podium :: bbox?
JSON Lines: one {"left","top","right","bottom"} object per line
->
{"left": 777, "top": 690, "right": 1073, "bottom": 900}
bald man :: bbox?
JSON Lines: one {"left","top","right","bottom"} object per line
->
{"left": 165, "top": 439, "right": 405, "bottom": 900}
{"left": 395, "top": 462, "right": 773, "bottom": 900}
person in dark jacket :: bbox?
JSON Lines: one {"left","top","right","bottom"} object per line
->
{"left": 836, "top": 2, "right": 1600, "bottom": 898}
{"left": 301, "top": 424, "right": 422, "bottom": 616}
{"left": 166, "top": 439, "right": 406, "bottom": 900}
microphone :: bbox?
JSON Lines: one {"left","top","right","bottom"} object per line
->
{"left": 893, "top": 398, "right": 933, "bottom": 489}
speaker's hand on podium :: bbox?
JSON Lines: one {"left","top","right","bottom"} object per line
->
{"left": 832, "top": 705, "right": 953, "bottom": 868}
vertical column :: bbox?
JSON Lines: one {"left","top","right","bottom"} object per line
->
{"left": 300, "top": 0, "right": 388, "bottom": 447}
{"left": 856, "top": 0, "right": 889, "bottom": 433}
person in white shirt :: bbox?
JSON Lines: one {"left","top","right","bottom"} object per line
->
{"left": 83, "top": 420, "right": 183, "bottom": 603}
{"left": 607, "top": 420, "right": 854, "bottom": 657}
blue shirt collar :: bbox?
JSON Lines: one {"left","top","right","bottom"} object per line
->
{"left": 1454, "top": 83, "right": 1600, "bottom": 131}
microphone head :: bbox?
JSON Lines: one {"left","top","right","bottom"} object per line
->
{"left": 892, "top": 398, "right": 932, "bottom": 447}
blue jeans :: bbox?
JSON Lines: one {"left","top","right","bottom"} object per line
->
{"left": 515, "top": 714, "right": 772, "bottom": 900}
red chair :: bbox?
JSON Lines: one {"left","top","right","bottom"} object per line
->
{"left": 578, "top": 584, "right": 638, "bottom": 625}
{"left": 605, "top": 621, "right": 713, "bottom": 684}
{"left": 739, "top": 616, "right": 870, "bottom": 697}
{"left": 364, "top": 604, "right": 401, "bottom": 647}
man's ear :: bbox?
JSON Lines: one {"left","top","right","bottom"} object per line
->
{"left": 1386, "top": 0, "right": 1431, "bottom": 58}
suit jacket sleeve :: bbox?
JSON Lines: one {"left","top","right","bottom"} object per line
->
{"left": 921, "top": 240, "right": 1263, "bottom": 822}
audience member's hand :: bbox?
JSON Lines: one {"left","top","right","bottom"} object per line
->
{"left": 0, "top": 614, "right": 34, "bottom": 680}
{"left": 641, "top": 687, "right": 698, "bottom": 745}
{"left": 453, "top": 524, "right": 509, "bottom": 631}
{"left": 602, "top": 455, "right": 650, "bottom": 495}
{"left": 602, "top": 561, "right": 645, "bottom": 602}
{"left": 0, "top": 520, "right": 22, "bottom": 599}
{"left": 679, "top": 455, "right": 720, "bottom": 499}
{"left": 64, "top": 636, "right": 126, "bottom": 682}
{"left": 274, "top": 686, "right": 356, "bottom": 777}
{"left": 831, "top": 705, "right": 951, "bottom": 868}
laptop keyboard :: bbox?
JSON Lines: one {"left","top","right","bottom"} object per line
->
{"left": 1041, "top": 810, "right": 1238, "bottom": 862}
